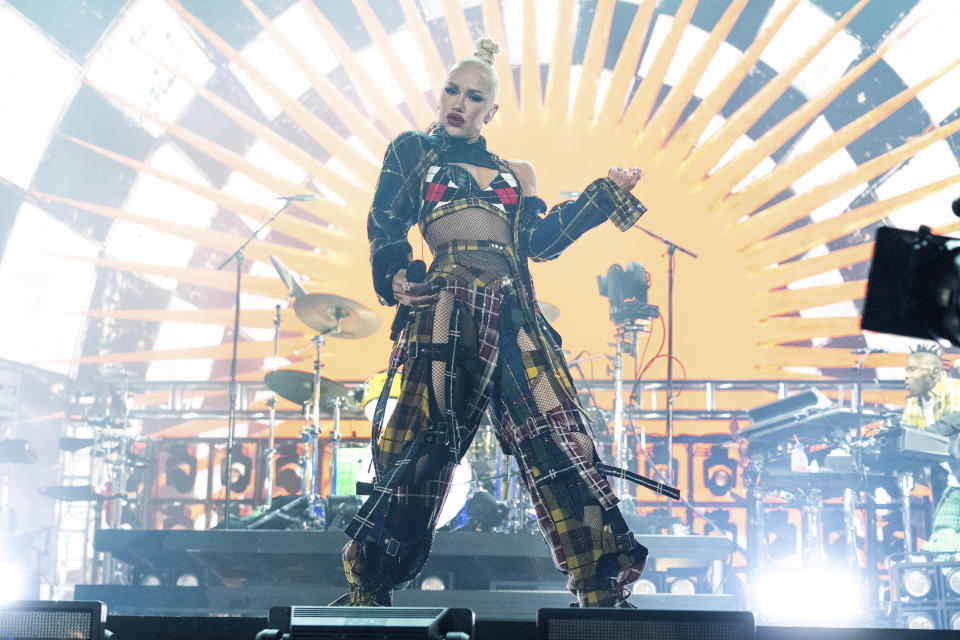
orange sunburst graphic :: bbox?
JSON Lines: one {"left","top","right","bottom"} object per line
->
{"left": 32, "top": 0, "right": 960, "bottom": 430}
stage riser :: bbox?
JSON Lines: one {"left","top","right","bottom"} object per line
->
{"left": 92, "top": 529, "right": 731, "bottom": 594}
{"left": 92, "top": 615, "right": 960, "bottom": 640}
{"left": 75, "top": 585, "right": 737, "bottom": 620}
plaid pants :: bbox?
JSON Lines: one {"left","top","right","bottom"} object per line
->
{"left": 342, "top": 269, "right": 647, "bottom": 606}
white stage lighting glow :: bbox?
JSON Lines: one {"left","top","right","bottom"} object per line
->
{"left": 669, "top": 578, "right": 696, "bottom": 595}
{"left": 175, "top": 573, "right": 199, "bottom": 587}
{"left": 906, "top": 611, "right": 936, "bottom": 630}
{"left": 950, "top": 611, "right": 960, "bottom": 631}
{"left": 946, "top": 568, "right": 960, "bottom": 596}
{"left": 902, "top": 568, "right": 933, "bottom": 598}
{"left": 0, "top": 562, "right": 24, "bottom": 602}
{"left": 420, "top": 575, "right": 445, "bottom": 591}
{"left": 751, "top": 569, "right": 862, "bottom": 626}
{"left": 634, "top": 578, "right": 656, "bottom": 595}
{"left": 139, "top": 574, "right": 162, "bottom": 586}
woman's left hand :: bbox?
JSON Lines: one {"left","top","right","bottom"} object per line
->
{"left": 608, "top": 166, "right": 642, "bottom": 193}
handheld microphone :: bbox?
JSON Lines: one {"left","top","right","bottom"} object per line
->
{"left": 390, "top": 260, "right": 426, "bottom": 341}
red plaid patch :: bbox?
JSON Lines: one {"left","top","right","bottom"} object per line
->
{"left": 425, "top": 182, "right": 448, "bottom": 202}
{"left": 494, "top": 186, "right": 518, "bottom": 205}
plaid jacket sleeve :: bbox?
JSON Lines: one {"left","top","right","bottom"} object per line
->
{"left": 367, "top": 132, "right": 428, "bottom": 306}
{"left": 519, "top": 177, "right": 647, "bottom": 262}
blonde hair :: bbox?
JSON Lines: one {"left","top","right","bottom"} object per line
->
{"left": 447, "top": 38, "right": 501, "bottom": 97}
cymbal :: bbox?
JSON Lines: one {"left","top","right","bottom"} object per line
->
{"left": 265, "top": 370, "right": 352, "bottom": 406}
{"left": 293, "top": 293, "right": 379, "bottom": 338}
{"left": 539, "top": 301, "right": 560, "bottom": 324}
{"left": 270, "top": 255, "right": 307, "bottom": 299}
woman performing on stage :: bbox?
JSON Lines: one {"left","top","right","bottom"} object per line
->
{"left": 336, "top": 38, "right": 650, "bottom": 608}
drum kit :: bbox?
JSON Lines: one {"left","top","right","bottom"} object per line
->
{"left": 254, "top": 257, "right": 537, "bottom": 532}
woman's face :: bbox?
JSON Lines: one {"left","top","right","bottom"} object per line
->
{"left": 438, "top": 64, "right": 498, "bottom": 142}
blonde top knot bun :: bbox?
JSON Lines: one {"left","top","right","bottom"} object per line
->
{"left": 474, "top": 38, "right": 501, "bottom": 65}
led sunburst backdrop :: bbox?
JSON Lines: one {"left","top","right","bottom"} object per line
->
{"left": 1, "top": 0, "right": 960, "bottom": 440}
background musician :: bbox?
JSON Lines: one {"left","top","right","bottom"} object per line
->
{"left": 902, "top": 345, "right": 960, "bottom": 557}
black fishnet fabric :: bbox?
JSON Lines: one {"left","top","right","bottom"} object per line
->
{"left": 431, "top": 291, "right": 455, "bottom": 413}
{"left": 425, "top": 207, "right": 512, "bottom": 275}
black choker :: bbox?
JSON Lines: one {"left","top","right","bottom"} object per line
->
{"left": 432, "top": 126, "right": 499, "bottom": 170}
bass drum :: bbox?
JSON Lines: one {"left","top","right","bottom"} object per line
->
{"left": 360, "top": 370, "right": 402, "bottom": 422}
{"left": 345, "top": 446, "right": 473, "bottom": 528}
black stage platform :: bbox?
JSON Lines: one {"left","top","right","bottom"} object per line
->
{"left": 70, "top": 530, "right": 960, "bottom": 637}
{"left": 97, "top": 615, "right": 960, "bottom": 640}
{"left": 77, "top": 530, "right": 735, "bottom": 618}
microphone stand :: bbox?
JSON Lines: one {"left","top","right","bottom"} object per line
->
{"left": 215, "top": 198, "right": 295, "bottom": 529}
{"left": 632, "top": 225, "right": 697, "bottom": 483}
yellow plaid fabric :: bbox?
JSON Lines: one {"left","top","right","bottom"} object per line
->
{"left": 349, "top": 127, "right": 651, "bottom": 607}
{"left": 901, "top": 378, "right": 960, "bottom": 427}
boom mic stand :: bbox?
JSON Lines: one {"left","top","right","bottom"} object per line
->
{"left": 632, "top": 226, "right": 697, "bottom": 482}
{"left": 215, "top": 195, "right": 304, "bottom": 529}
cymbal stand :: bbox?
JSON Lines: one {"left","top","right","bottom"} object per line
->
{"left": 612, "top": 323, "right": 646, "bottom": 504}
{"left": 306, "top": 334, "right": 327, "bottom": 525}
{"left": 331, "top": 396, "right": 342, "bottom": 496}
{"left": 262, "top": 304, "right": 282, "bottom": 511}
{"left": 503, "top": 457, "right": 532, "bottom": 532}
{"left": 217, "top": 199, "right": 293, "bottom": 528}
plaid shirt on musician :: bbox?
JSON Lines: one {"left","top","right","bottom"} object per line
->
{"left": 901, "top": 377, "right": 960, "bottom": 429}
{"left": 902, "top": 377, "right": 960, "bottom": 555}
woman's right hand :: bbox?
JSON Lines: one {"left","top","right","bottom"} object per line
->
{"left": 608, "top": 166, "right": 642, "bottom": 193}
{"left": 392, "top": 269, "right": 440, "bottom": 308}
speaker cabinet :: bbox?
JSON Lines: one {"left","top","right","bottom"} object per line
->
{"left": 537, "top": 608, "right": 755, "bottom": 640}
{"left": 0, "top": 600, "right": 107, "bottom": 640}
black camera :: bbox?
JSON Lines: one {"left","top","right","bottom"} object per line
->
{"left": 862, "top": 225, "right": 960, "bottom": 345}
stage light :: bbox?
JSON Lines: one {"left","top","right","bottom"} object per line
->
{"left": 597, "top": 262, "right": 659, "bottom": 325}
{"left": 275, "top": 451, "right": 303, "bottom": 496}
{"left": 175, "top": 573, "right": 199, "bottom": 587}
{"left": 668, "top": 577, "right": 696, "bottom": 595}
{"left": 0, "top": 562, "right": 24, "bottom": 602}
{"left": 751, "top": 569, "right": 861, "bottom": 626}
{"left": 221, "top": 444, "right": 253, "bottom": 494}
{"left": 703, "top": 445, "right": 737, "bottom": 497}
{"left": 164, "top": 443, "right": 197, "bottom": 494}
{"left": 902, "top": 568, "right": 933, "bottom": 598}
{"left": 950, "top": 611, "right": 960, "bottom": 630}
{"left": 139, "top": 573, "right": 162, "bottom": 586}
{"left": 946, "top": 568, "right": 960, "bottom": 595}
{"left": 420, "top": 575, "right": 446, "bottom": 591}
{"left": 906, "top": 611, "right": 936, "bottom": 629}
{"left": 633, "top": 578, "right": 656, "bottom": 595}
